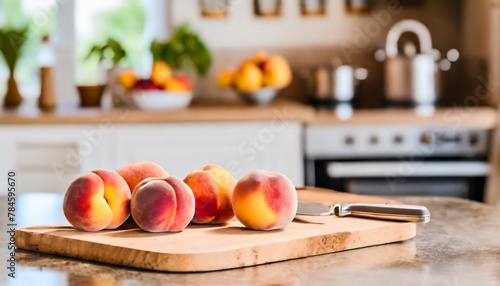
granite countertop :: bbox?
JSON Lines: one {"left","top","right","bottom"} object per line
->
{"left": 1, "top": 194, "right": 500, "bottom": 285}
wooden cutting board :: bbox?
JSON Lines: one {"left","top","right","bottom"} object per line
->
{"left": 15, "top": 187, "right": 416, "bottom": 272}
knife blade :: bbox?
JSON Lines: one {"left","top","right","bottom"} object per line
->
{"left": 296, "top": 202, "right": 431, "bottom": 223}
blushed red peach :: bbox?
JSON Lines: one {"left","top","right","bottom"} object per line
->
{"left": 232, "top": 170, "right": 297, "bottom": 230}
{"left": 63, "top": 169, "right": 131, "bottom": 231}
{"left": 131, "top": 176, "right": 195, "bottom": 232}
{"left": 116, "top": 161, "right": 169, "bottom": 194}
{"left": 183, "top": 164, "right": 237, "bottom": 224}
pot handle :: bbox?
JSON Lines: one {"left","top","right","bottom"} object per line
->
{"left": 386, "top": 19, "right": 433, "bottom": 58}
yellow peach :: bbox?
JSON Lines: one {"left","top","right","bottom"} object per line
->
{"left": 217, "top": 69, "right": 236, "bottom": 88}
{"left": 251, "top": 51, "right": 268, "bottom": 65}
{"left": 232, "top": 170, "right": 297, "bottom": 230}
{"left": 164, "top": 76, "right": 191, "bottom": 92}
{"left": 63, "top": 169, "right": 131, "bottom": 231}
{"left": 118, "top": 71, "right": 139, "bottom": 90}
{"left": 262, "top": 55, "right": 292, "bottom": 88}
{"left": 234, "top": 62, "right": 263, "bottom": 93}
{"left": 151, "top": 61, "right": 172, "bottom": 87}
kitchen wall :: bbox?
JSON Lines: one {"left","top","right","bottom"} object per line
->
{"left": 171, "top": 0, "right": 491, "bottom": 108}
{"left": 493, "top": 0, "right": 500, "bottom": 106}
{"left": 460, "top": 0, "right": 493, "bottom": 106}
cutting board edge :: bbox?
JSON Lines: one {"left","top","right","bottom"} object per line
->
{"left": 15, "top": 229, "right": 178, "bottom": 271}
{"left": 15, "top": 222, "right": 416, "bottom": 272}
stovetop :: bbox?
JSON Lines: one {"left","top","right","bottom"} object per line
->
{"left": 305, "top": 106, "right": 497, "bottom": 159}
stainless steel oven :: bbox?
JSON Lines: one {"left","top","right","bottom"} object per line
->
{"left": 305, "top": 124, "right": 491, "bottom": 201}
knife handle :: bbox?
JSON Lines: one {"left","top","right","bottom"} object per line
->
{"left": 333, "top": 203, "right": 431, "bottom": 223}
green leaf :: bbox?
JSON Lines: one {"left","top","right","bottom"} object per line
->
{"left": 0, "top": 26, "right": 29, "bottom": 74}
{"left": 85, "top": 38, "right": 127, "bottom": 65}
{"left": 149, "top": 23, "right": 212, "bottom": 77}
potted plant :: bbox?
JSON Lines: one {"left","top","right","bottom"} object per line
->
{"left": 86, "top": 38, "right": 127, "bottom": 67}
{"left": 0, "top": 26, "right": 29, "bottom": 108}
{"left": 78, "top": 38, "right": 127, "bottom": 107}
{"left": 150, "top": 24, "right": 212, "bottom": 78}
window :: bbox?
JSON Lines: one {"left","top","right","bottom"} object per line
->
{"left": 75, "top": 0, "right": 156, "bottom": 84}
{"left": 0, "top": 0, "right": 167, "bottom": 104}
{"left": 0, "top": 0, "right": 57, "bottom": 100}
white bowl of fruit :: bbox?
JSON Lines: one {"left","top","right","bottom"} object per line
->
{"left": 118, "top": 61, "right": 193, "bottom": 110}
{"left": 217, "top": 52, "right": 292, "bottom": 105}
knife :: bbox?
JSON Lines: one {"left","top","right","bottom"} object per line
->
{"left": 296, "top": 202, "right": 431, "bottom": 223}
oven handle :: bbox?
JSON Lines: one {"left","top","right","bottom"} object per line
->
{"left": 327, "top": 161, "right": 490, "bottom": 178}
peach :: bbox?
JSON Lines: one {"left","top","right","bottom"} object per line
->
{"left": 63, "top": 169, "right": 131, "bottom": 231}
{"left": 251, "top": 51, "right": 268, "bottom": 66}
{"left": 131, "top": 176, "right": 195, "bottom": 232}
{"left": 234, "top": 61, "right": 263, "bottom": 93}
{"left": 151, "top": 61, "right": 172, "bottom": 87}
{"left": 183, "top": 164, "right": 237, "bottom": 224}
{"left": 116, "top": 161, "right": 169, "bottom": 194}
{"left": 118, "top": 70, "right": 139, "bottom": 90}
{"left": 175, "top": 75, "right": 192, "bottom": 90}
{"left": 164, "top": 76, "right": 191, "bottom": 92}
{"left": 232, "top": 170, "right": 297, "bottom": 230}
{"left": 262, "top": 55, "right": 292, "bottom": 88}
{"left": 217, "top": 69, "right": 236, "bottom": 88}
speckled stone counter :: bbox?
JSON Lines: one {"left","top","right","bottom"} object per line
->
{"left": 1, "top": 195, "right": 499, "bottom": 286}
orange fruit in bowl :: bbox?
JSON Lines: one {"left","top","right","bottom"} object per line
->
{"left": 251, "top": 51, "right": 268, "bottom": 66}
{"left": 234, "top": 61, "right": 263, "bottom": 93}
{"left": 151, "top": 61, "right": 172, "bottom": 87}
{"left": 165, "top": 76, "right": 191, "bottom": 92}
{"left": 118, "top": 71, "right": 139, "bottom": 90}
{"left": 217, "top": 69, "right": 236, "bottom": 88}
{"left": 261, "top": 55, "right": 292, "bottom": 88}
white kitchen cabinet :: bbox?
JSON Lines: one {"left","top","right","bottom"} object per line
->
{"left": 0, "top": 121, "right": 304, "bottom": 195}
{"left": 112, "top": 122, "right": 304, "bottom": 184}
{"left": 0, "top": 125, "right": 112, "bottom": 194}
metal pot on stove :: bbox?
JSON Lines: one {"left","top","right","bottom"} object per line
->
{"left": 377, "top": 19, "right": 459, "bottom": 105}
{"left": 309, "top": 60, "right": 368, "bottom": 103}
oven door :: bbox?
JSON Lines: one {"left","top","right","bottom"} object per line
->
{"left": 310, "top": 161, "right": 489, "bottom": 201}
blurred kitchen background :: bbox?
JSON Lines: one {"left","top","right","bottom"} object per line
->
{"left": 1, "top": 0, "right": 500, "bottom": 217}
{"left": 0, "top": 0, "right": 495, "bottom": 106}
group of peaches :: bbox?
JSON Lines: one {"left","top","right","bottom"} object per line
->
{"left": 117, "top": 61, "right": 191, "bottom": 92}
{"left": 217, "top": 52, "right": 293, "bottom": 93}
{"left": 63, "top": 161, "right": 298, "bottom": 233}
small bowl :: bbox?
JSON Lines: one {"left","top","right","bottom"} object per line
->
{"left": 132, "top": 90, "right": 193, "bottom": 110}
{"left": 238, "top": 87, "right": 281, "bottom": 105}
